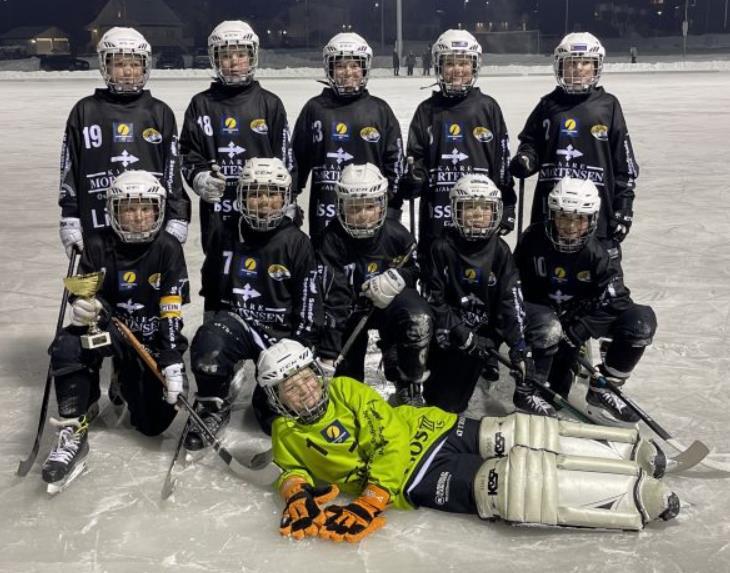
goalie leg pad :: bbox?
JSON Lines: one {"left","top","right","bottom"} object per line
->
{"left": 473, "top": 447, "right": 678, "bottom": 530}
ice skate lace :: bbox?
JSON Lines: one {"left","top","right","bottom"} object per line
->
{"left": 527, "top": 395, "right": 553, "bottom": 415}
{"left": 47, "top": 427, "right": 81, "bottom": 464}
{"left": 599, "top": 390, "right": 628, "bottom": 413}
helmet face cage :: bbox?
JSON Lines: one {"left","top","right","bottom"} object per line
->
{"left": 545, "top": 179, "right": 601, "bottom": 253}
{"left": 452, "top": 195, "right": 503, "bottom": 240}
{"left": 435, "top": 51, "right": 480, "bottom": 96}
{"left": 208, "top": 22, "right": 259, "bottom": 85}
{"left": 337, "top": 193, "right": 387, "bottom": 238}
{"left": 237, "top": 181, "right": 290, "bottom": 231}
{"left": 97, "top": 29, "right": 150, "bottom": 93}
{"left": 547, "top": 209, "right": 597, "bottom": 253}
{"left": 554, "top": 34, "right": 605, "bottom": 94}
{"left": 108, "top": 181, "right": 166, "bottom": 243}
{"left": 323, "top": 33, "right": 372, "bottom": 97}
{"left": 263, "top": 365, "right": 329, "bottom": 425}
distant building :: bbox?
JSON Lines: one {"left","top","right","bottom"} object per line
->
{"left": 86, "top": 0, "right": 191, "bottom": 52}
{"left": 0, "top": 26, "right": 71, "bottom": 56}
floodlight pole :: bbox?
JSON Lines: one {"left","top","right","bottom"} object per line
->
{"left": 397, "top": 0, "right": 403, "bottom": 61}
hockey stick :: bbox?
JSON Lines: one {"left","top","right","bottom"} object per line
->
{"left": 112, "top": 317, "right": 282, "bottom": 487}
{"left": 573, "top": 352, "right": 728, "bottom": 475}
{"left": 517, "top": 178, "right": 525, "bottom": 240}
{"left": 405, "top": 157, "right": 417, "bottom": 237}
{"left": 17, "top": 250, "right": 80, "bottom": 477}
{"left": 334, "top": 242, "right": 417, "bottom": 368}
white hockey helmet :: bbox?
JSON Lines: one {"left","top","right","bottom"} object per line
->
{"left": 553, "top": 32, "right": 605, "bottom": 94}
{"left": 546, "top": 177, "right": 601, "bottom": 253}
{"left": 323, "top": 32, "right": 373, "bottom": 97}
{"left": 432, "top": 29, "right": 482, "bottom": 97}
{"left": 257, "top": 339, "right": 329, "bottom": 424}
{"left": 236, "top": 157, "right": 292, "bottom": 231}
{"left": 107, "top": 170, "right": 166, "bottom": 243}
{"left": 336, "top": 162, "right": 388, "bottom": 239}
{"left": 208, "top": 20, "right": 259, "bottom": 85}
{"left": 97, "top": 27, "right": 151, "bottom": 94}
{"left": 450, "top": 174, "right": 503, "bottom": 241}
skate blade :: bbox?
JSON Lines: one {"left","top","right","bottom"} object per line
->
{"left": 45, "top": 460, "right": 88, "bottom": 495}
{"left": 184, "top": 449, "right": 208, "bottom": 464}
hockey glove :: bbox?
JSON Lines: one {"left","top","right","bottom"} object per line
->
{"left": 279, "top": 478, "right": 340, "bottom": 540}
{"left": 461, "top": 332, "right": 496, "bottom": 358}
{"left": 398, "top": 157, "right": 424, "bottom": 200}
{"left": 161, "top": 363, "right": 185, "bottom": 405}
{"left": 610, "top": 210, "right": 633, "bottom": 243}
{"left": 59, "top": 217, "right": 83, "bottom": 259}
{"left": 509, "top": 153, "right": 535, "bottom": 179}
{"left": 563, "top": 320, "right": 591, "bottom": 349}
{"left": 192, "top": 170, "right": 226, "bottom": 203}
{"left": 320, "top": 483, "right": 389, "bottom": 543}
{"left": 498, "top": 204, "right": 516, "bottom": 236}
{"left": 316, "top": 357, "right": 337, "bottom": 380}
{"left": 165, "top": 219, "right": 188, "bottom": 244}
{"left": 361, "top": 269, "right": 406, "bottom": 309}
{"left": 508, "top": 344, "right": 536, "bottom": 385}
{"left": 71, "top": 297, "right": 103, "bottom": 327}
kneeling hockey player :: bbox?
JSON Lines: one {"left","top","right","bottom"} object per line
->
{"left": 514, "top": 177, "right": 657, "bottom": 424}
{"left": 258, "top": 338, "right": 678, "bottom": 543}
{"left": 43, "top": 170, "right": 189, "bottom": 493}
{"left": 188, "top": 157, "right": 321, "bottom": 442}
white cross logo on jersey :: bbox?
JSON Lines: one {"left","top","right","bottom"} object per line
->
{"left": 442, "top": 147, "right": 469, "bottom": 165}
{"left": 556, "top": 144, "right": 584, "bottom": 162}
{"left": 549, "top": 290, "right": 574, "bottom": 305}
{"left": 218, "top": 142, "right": 246, "bottom": 159}
{"left": 116, "top": 299, "right": 145, "bottom": 313}
{"left": 110, "top": 150, "right": 140, "bottom": 168}
{"left": 233, "top": 283, "right": 261, "bottom": 302}
{"left": 326, "top": 147, "right": 354, "bottom": 165}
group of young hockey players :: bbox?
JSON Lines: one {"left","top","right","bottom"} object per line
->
{"left": 37, "top": 20, "right": 681, "bottom": 539}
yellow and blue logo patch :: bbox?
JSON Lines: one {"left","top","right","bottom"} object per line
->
{"left": 113, "top": 122, "right": 134, "bottom": 143}
{"left": 321, "top": 420, "right": 350, "bottom": 443}
{"left": 445, "top": 122, "right": 464, "bottom": 141}
{"left": 221, "top": 116, "right": 239, "bottom": 134}
{"left": 560, "top": 118, "right": 579, "bottom": 138}
{"left": 250, "top": 118, "right": 269, "bottom": 134}
{"left": 142, "top": 127, "right": 162, "bottom": 144}
{"left": 332, "top": 121, "right": 350, "bottom": 141}
{"left": 118, "top": 270, "right": 138, "bottom": 291}
{"left": 238, "top": 256, "right": 259, "bottom": 278}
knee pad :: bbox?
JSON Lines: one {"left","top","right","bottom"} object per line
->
{"left": 191, "top": 323, "right": 234, "bottom": 378}
{"left": 478, "top": 413, "right": 666, "bottom": 478}
{"left": 49, "top": 331, "right": 93, "bottom": 377}
{"left": 473, "top": 446, "right": 678, "bottom": 530}
{"left": 398, "top": 312, "right": 433, "bottom": 350}
{"left": 526, "top": 312, "right": 562, "bottom": 351}
{"left": 614, "top": 305, "right": 657, "bottom": 347}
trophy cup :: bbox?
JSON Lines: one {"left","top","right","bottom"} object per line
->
{"left": 63, "top": 272, "right": 112, "bottom": 349}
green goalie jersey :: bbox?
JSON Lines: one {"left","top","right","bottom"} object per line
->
{"left": 272, "top": 376, "right": 458, "bottom": 510}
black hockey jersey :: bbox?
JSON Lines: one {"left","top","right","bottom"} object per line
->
{"left": 514, "top": 87, "right": 639, "bottom": 239}
{"left": 179, "top": 81, "right": 293, "bottom": 242}
{"left": 79, "top": 231, "right": 189, "bottom": 368}
{"left": 59, "top": 89, "right": 190, "bottom": 236}
{"left": 423, "top": 230, "right": 525, "bottom": 349}
{"left": 316, "top": 219, "right": 418, "bottom": 357}
{"left": 405, "top": 87, "right": 515, "bottom": 246}
{"left": 200, "top": 220, "right": 321, "bottom": 347}
{"left": 292, "top": 88, "right": 404, "bottom": 241}
{"left": 514, "top": 224, "right": 633, "bottom": 334}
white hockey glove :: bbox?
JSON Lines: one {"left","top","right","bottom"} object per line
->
{"left": 165, "top": 219, "right": 188, "bottom": 244}
{"left": 59, "top": 217, "right": 83, "bottom": 258}
{"left": 162, "top": 363, "right": 185, "bottom": 405}
{"left": 316, "top": 357, "right": 336, "bottom": 380}
{"left": 71, "top": 297, "right": 103, "bottom": 327}
{"left": 361, "top": 269, "right": 406, "bottom": 309}
{"left": 192, "top": 170, "right": 226, "bottom": 203}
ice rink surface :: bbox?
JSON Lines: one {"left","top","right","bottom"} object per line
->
{"left": 1, "top": 68, "right": 729, "bottom": 572}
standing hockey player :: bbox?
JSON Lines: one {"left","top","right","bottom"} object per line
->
{"left": 180, "top": 20, "right": 293, "bottom": 251}
{"left": 424, "top": 174, "right": 555, "bottom": 417}
{"left": 400, "top": 29, "right": 515, "bottom": 261}
{"left": 42, "top": 170, "right": 189, "bottom": 493}
{"left": 316, "top": 163, "right": 432, "bottom": 406}
{"left": 187, "top": 157, "right": 321, "bottom": 441}
{"left": 292, "top": 32, "right": 404, "bottom": 247}
{"left": 58, "top": 27, "right": 190, "bottom": 257}
{"left": 514, "top": 177, "right": 657, "bottom": 424}
{"left": 257, "top": 338, "right": 678, "bottom": 543}
{"left": 510, "top": 32, "right": 639, "bottom": 257}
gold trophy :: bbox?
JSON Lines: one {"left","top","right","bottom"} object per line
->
{"left": 63, "top": 272, "right": 112, "bottom": 349}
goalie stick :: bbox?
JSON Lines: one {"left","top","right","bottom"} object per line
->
{"left": 112, "top": 317, "right": 282, "bottom": 488}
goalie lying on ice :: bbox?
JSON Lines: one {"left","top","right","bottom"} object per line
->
{"left": 257, "top": 339, "right": 680, "bottom": 543}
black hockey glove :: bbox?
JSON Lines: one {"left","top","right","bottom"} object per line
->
{"left": 508, "top": 344, "right": 536, "bottom": 384}
{"left": 563, "top": 320, "right": 591, "bottom": 349}
{"left": 462, "top": 332, "right": 496, "bottom": 358}
{"left": 610, "top": 210, "right": 633, "bottom": 243}
{"left": 509, "top": 153, "right": 535, "bottom": 179}
{"left": 498, "top": 204, "right": 516, "bottom": 236}
{"left": 399, "top": 156, "right": 424, "bottom": 200}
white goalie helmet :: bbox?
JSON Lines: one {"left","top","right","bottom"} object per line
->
{"left": 257, "top": 339, "right": 329, "bottom": 424}
{"left": 450, "top": 174, "right": 503, "bottom": 241}
{"left": 336, "top": 162, "right": 388, "bottom": 239}
{"left": 97, "top": 27, "right": 151, "bottom": 94}
{"left": 236, "top": 157, "right": 292, "bottom": 231}
{"left": 107, "top": 170, "right": 166, "bottom": 243}
{"left": 208, "top": 20, "right": 259, "bottom": 85}
{"left": 432, "top": 29, "right": 482, "bottom": 97}
{"left": 554, "top": 32, "right": 605, "bottom": 94}
{"left": 323, "top": 32, "right": 373, "bottom": 97}
{"left": 546, "top": 177, "right": 601, "bottom": 253}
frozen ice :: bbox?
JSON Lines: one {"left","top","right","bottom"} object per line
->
{"left": 1, "top": 66, "right": 729, "bottom": 572}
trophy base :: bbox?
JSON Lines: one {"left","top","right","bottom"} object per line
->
{"left": 81, "top": 332, "right": 112, "bottom": 350}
